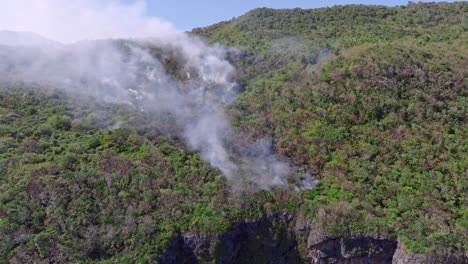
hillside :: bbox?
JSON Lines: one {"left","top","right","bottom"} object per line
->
{"left": 1, "top": 87, "right": 299, "bottom": 262}
{"left": 0, "top": 2, "right": 467, "bottom": 263}
{"left": 194, "top": 0, "right": 467, "bottom": 258}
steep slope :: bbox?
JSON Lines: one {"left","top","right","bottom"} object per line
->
{"left": 0, "top": 38, "right": 302, "bottom": 263}
{"left": 194, "top": 1, "right": 468, "bottom": 258}
{"left": 0, "top": 2, "right": 467, "bottom": 263}
{"left": 194, "top": 2, "right": 466, "bottom": 75}
{"left": 0, "top": 87, "right": 304, "bottom": 262}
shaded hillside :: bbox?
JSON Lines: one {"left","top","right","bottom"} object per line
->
{"left": 194, "top": 1, "right": 468, "bottom": 255}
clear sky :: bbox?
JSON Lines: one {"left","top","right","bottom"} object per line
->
{"left": 142, "top": 0, "right": 459, "bottom": 30}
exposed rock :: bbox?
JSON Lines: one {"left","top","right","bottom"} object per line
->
{"left": 308, "top": 237, "right": 397, "bottom": 264}
{"left": 158, "top": 212, "right": 466, "bottom": 264}
{"left": 159, "top": 212, "right": 303, "bottom": 264}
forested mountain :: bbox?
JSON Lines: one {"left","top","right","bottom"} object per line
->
{"left": 195, "top": 0, "right": 467, "bottom": 257}
{"left": 0, "top": 2, "right": 467, "bottom": 263}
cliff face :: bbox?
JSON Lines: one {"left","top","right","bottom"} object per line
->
{"left": 158, "top": 212, "right": 468, "bottom": 264}
{"left": 159, "top": 213, "right": 302, "bottom": 264}
{"left": 158, "top": 212, "right": 468, "bottom": 263}
{"left": 307, "top": 237, "right": 397, "bottom": 264}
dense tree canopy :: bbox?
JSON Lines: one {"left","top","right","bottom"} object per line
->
{"left": 0, "top": 2, "right": 467, "bottom": 262}
{"left": 195, "top": 1, "right": 467, "bottom": 254}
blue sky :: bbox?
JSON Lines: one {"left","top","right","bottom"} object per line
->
{"left": 140, "top": 0, "right": 459, "bottom": 30}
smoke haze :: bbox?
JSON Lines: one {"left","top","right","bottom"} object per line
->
{"left": 0, "top": 0, "right": 175, "bottom": 43}
{"left": 0, "top": 0, "right": 315, "bottom": 189}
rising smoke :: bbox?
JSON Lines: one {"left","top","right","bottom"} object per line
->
{"left": 0, "top": 0, "right": 315, "bottom": 189}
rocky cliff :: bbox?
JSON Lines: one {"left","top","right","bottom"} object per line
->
{"left": 158, "top": 212, "right": 467, "bottom": 263}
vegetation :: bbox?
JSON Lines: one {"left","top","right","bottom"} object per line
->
{"left": 0, "top": 88, "right": 299, "bottom": 262}
{"left": 195, "top": 2, "right": 468, "bottom": 254}
{"left": 0, "top": 2, "right": 466, "bottom": 262}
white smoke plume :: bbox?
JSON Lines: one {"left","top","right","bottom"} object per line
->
{"left": 0, "top": 0, "right": 315, "bottom": 189}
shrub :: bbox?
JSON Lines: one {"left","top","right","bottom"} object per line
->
{"left": 47, "top": 115, "right": 72, "bottom": 131}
